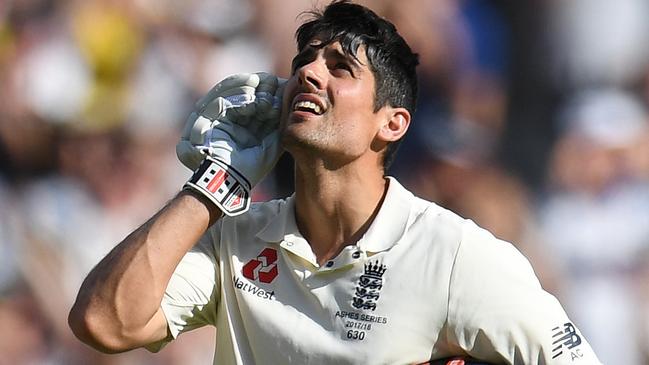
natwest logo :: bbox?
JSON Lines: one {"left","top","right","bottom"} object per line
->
{"left": 242, "top": 248, "right": 279, "bottom": 283}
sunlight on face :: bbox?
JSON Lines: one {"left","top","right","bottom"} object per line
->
{"left": 280, "top": 40, "right": 382, "bottom": 166}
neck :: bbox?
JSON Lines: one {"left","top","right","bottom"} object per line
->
{"left": 293, "top": 156, "right": 388, "bottom": 265}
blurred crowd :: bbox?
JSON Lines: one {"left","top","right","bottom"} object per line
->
{"left": 1, "top": 0, "right": 649, "bottom": 364}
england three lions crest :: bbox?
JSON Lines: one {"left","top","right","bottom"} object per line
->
{"left": 352, "top": 261, "right": 386, "bottom": 311}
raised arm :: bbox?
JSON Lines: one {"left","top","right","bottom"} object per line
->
{"left": 68, "top": 191, "right": 221, "bottom": 353}
{"left": 69, "top": 72, "right": 284, "bottom": 353}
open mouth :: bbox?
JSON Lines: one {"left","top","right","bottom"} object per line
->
{"left": 292, "top": 100, "right": 324, "bottom": 115}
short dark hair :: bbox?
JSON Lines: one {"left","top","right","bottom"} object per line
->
{"left": 295, "top": 0, "right": 419, "bottom": 170}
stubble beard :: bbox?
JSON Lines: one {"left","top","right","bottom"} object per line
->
{"left": 281, "top": 122, "right": 332, "bottom": 158}
{"left": 282, "top": 123, "right": 365, "bottom": 172}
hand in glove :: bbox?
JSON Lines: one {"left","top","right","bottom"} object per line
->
{"left": 178, "top": 72, "right": 284, "bottom": 216}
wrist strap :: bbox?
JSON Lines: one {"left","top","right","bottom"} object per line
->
{"left": 184, "top": 156, "right": 251, "bottom": 216}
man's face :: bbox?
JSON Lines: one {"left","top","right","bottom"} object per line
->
{"left": 280, "top": 40, "right": 382, "bottom": 165}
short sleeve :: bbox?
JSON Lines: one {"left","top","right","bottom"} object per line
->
{"left": 145, "top": 224, "right": 220, "bottom": 352}
{"left": 445, "top": 221, "right": 602, "bottom": 364}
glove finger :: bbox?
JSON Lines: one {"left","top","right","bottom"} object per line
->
{"left": 176, "top": 140, "right": 206, "bottom": 170}
{"left": 203, "top": 91, "right": 257, "bottom": 120}
{"left": 195, "top": 73, "right": 260, "bottom": 110}
{"left": 219, "top": 86, "right": 257, "bottom": 103}
{"left": 254, "top": 93, "right": 272, "bottom": 115}
{"left": 209, "top": 119, "right": 257, "bottom": 148}
{"left": 251, "top": 108, "right": 280, "bottom": 138}
{"left": 233, "top": 114, "right": 252, "bottom": 127}
{"left": 254, "top": 72, "right": 278, "bottom": 92}
{"left": 224, "top": 73, "right": 282, "bottom": 120}
{"left": 227, "top": 100, "right": 258, "bottom": 118}
{"left": 188, "top": 114, "right": 213, "bottom": 145}
{"left": 257, "top": 119, "right": 276, "bottom": 137}
{"left": 260, "top": 78, "right": 286, "bottom": 123}
{"left": 259, "top": 130, "right": 283, "bottom": 164}
{"left": 261, "top": 104, "right": 281, "bottom": 124}
{"left": 254, "top": 73, "right": 279, "bottom": 114}
{"left": 205, "top": 139, "right": 235, "bottom": 166}
{"left": 274, "top": 78, "right": 287, "bottom": 110}
{"left": 238, "top": 130, "right": 283, "bottom": 186}
{"left": 180, "top": 111, "right": 199, "bottom": 139}
{"left": 246, "top": 120, "right": 262, "bottom": 139}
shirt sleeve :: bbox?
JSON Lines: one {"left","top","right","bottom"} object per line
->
{"left": 145, "top": 223, "right": 221, "bottom": 352}
{"left": 445, "top": 220, "right": 602, "bottom": 364}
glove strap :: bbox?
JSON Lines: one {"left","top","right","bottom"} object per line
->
{"left": 184, "top": 156, "right": 251, "bottom": 216}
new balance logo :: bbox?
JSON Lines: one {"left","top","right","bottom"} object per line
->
{"left": 551, "top": 322, "right": 583, "bottom": 360}
{"left": 242, "top": 248, "right": 279, "bottom": 283}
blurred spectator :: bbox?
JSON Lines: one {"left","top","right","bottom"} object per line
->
{"left": 0, "top": 290, "right": 52, "bottom": 365}
{"left": 70, "top": 0, "right": 142, "bottom": 131}
{"left": 547, "top": 0, "right": 649, "bottom": 88}
{"left": 453, "top": 168, "right": 561, "bottom": 294}
{"left": 539, "top": 89, "right": 649, "bottom": 365}
{"left": 0, "top": 178, "right": 20, "bottom": 294}
{"left": 1, "top": 0, "right": 649, "bottom": 363}
{"left": 390, "top": 0, "right": 509, "bottom": 179}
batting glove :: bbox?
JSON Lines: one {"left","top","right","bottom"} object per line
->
{"left": 429, "top": 357, "right": 495, "bottom": 364}
{"left": 177, "top": 72, "right": 285, "bottom": 216}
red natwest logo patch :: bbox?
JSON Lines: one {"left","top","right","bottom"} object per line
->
{"left": 242, "top": 248, "right": 279, "bottom": 283}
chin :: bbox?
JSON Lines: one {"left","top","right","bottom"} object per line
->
{"left": 280, "top": 121, "right": 315, "bottom": 145}
{"left": 280, "top": 124, "right": 305, "bottom": 146}
{"left": 280, "top": 129, "right": 315, "bottom": 157}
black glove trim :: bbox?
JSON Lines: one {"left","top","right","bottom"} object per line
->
{"left": 184, "top": 156, "right": 251, "bottom": 216}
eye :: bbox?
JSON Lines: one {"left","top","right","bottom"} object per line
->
{"left": 336, "top": 62, "right": 351, "bottom": 70}
{"left": 331, "top": 62, "right": 353, "bottom": 76}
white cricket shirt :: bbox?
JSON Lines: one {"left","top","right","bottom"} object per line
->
{"left": 148, "top": 178, "right": 601, "bottom": 364}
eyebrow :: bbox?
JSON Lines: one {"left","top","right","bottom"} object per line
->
{"left": 291, "top": 44, "right": 364, "bottom": 75}
{"left": 324, "top": 47, "right": 363, "bottom": 72}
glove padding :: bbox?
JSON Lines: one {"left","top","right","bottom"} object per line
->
{"left": 178, "top": 72, "right": 285, "bottom": 216}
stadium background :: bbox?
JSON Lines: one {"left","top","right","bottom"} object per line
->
{"left": 1, "top": 0, "right": 648, "bottom": 364}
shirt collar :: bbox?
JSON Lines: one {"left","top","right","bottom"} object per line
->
{"left": 255, "top": 177, "right": 415, "bottom": 253}
{"left": 356, "top": 177, "right": 414, "bottom": 252}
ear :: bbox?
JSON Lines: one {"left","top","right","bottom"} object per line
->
{"left": 377, "top": 107, "right": 411, "bottom": 143}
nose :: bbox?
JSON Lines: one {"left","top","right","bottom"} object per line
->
{"left": 296, "top": 59, "right": 325, "bottom": 92}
